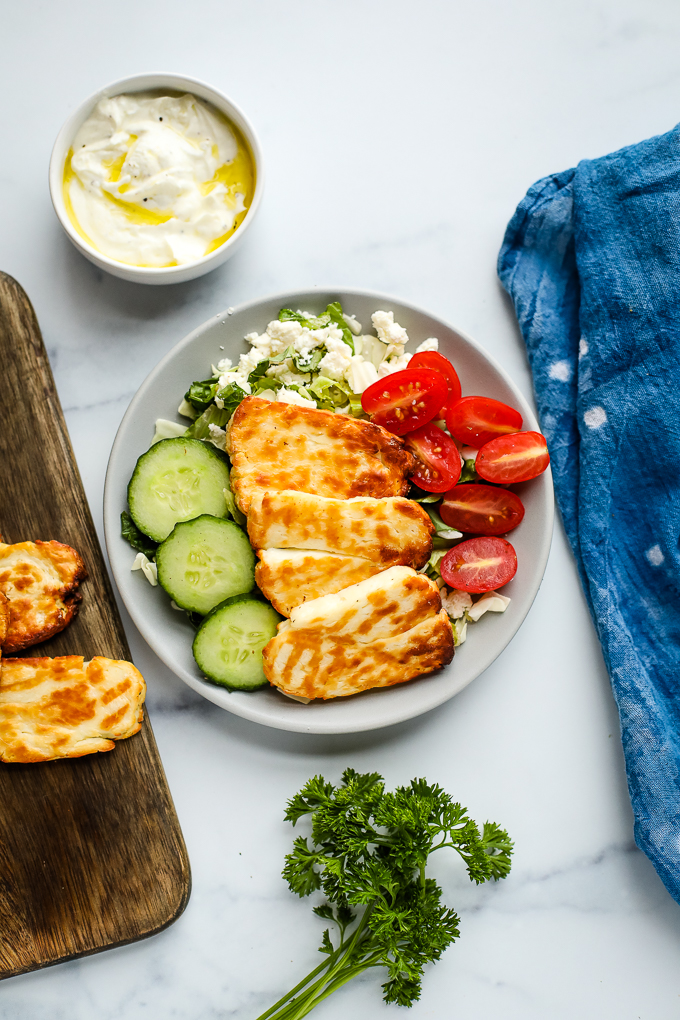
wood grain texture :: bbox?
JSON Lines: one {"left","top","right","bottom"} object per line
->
{"left": 0, "top": 272, "right": 191, "bottom": 978}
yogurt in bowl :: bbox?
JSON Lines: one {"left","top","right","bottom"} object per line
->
{"left": 50, "top": 73, "right": 263, "bottom": 285}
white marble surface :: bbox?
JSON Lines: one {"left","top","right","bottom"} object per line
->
{"left": 3, "top": 1, "right": 680, "bottom": 1017}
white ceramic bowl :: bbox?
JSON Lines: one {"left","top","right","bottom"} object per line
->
{"left": 49, "top": 72, "right": 264, "bottom": 285}
{"left": 104, "top": 288, "right": 554, "bottom": 733}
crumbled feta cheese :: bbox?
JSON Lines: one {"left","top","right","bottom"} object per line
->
{"left": 467, "top": 591, "right": 511, "bottom": 622}
{"left": 207, "top": 423, "right": 227, "bottom": 451}
{"left": 276, "top": 388, "right": 318, "bottom": 409}
{"left": 131, "top": 552, "right": 158, "bottom": 586}
{"left": 377, "top": 352, "right": 412, "bottom": 377}
{"left": 293, "top": 330, "right": 321, "bottom": 356}
{"left": 151, "top": 419, "right": 187, "bottom": 445}
{"left": 415, "top": 337, "right": 439, "bottom": 353}
{"left": 346, "top": 356, "right": 379, "bottom": 394}
{"left": 266, "top": 319, "right": 303, "bottom": 345}
{"left": 372, "top": 310, "right": 409, "bottom": 346}
{"left": 343, "top": 313, "right": 362, "bottom": 335}
{"left": 318, "top": 333, "right": 353, "bottom": 381}
{"left": 440, "top": 588, "right": 473, "bottom": 619}
{"left": 215, "top": 357, "right": 232, "bottom": 372}
{"left": 217, "top": 369, "right": 251, "bottom": 398}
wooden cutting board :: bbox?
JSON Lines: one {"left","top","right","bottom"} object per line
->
{"left": 0, "top": 272, "right": 191, "bottom": 978}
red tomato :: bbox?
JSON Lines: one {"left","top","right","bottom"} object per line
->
{"left": 440, "top": 484, "right": 525, "bottom": 535}
{"left": 476, "top": 431, "right": 550, "bottom": 484}
{"left": 446, "top": 396, "right": 522, "bottom": 447}
{"left": 404, "top": 423, "right": 462, "bottom": 492}
{"left": 408, "top": 351, "right": 461, "bottom": 412}
{"left": 440, "top": 536, "right": 517, "bottom": 593}
{"left": 362, "top": 369, "right": 448, "bottom": 436}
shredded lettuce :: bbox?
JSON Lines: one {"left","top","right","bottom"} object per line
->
{"left": 121, "top": 511, "right": 158, "bottom": 559}
{"left": 185, "top": 404, "right": 231, "bottom": 441}
{"left": 326, "top": 301, "right": 355, "bottom": 354}
{"left": 459, "top": 458, "right": 479, "bottom": 483}
{"left": 424, "top": 504, "right": 463, "bottom": 545}
{"left": 408, "top": 485, "right": 442, "bottom": 504}
{"left": 279, "top": 308, "right": 331, "bottom": 330}
{"left": 215, "top": 381, "right": 248, "bottom": 418}
{"left": 308, "top": 375, "right": 351, "bottom": 410}
{"left": 223, "top": 487, "right": 247, "bottom": 526}
{"left": 150, "top": 419, "right": 188, "bottom": 444}
{"left": 185, "top": 378, "right": 219, "bottom": 412}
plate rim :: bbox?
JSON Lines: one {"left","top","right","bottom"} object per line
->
{"left": 104, "top": 286, "right": 554, "bottom": 734}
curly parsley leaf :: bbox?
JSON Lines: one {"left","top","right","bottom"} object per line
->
{"left": 257, "top": 770, "right": 512, "bottom": 1019}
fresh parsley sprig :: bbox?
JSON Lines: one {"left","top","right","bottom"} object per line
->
{"left": 257, "top": 769, "right": 512, "bottom": 1019}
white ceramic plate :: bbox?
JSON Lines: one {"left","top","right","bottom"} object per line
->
{"left": 104, "top": 288, "right": 553, "bottom": 734}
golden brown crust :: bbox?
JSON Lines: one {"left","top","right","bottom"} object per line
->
{"left": 262, "top": 567, "right": 454, "bottom": 699}
{"left": 227, "top": 397, "right": 415, "bottom": 513}
{"left": 263, "top": 612, "right": 454, "bottom": 700}
{"left": 255, "top": 549, "right": 382, "bottom": 617}
{"left": 0, "top": 655, "right": 145, "bottom": 763}
{"left": 0, "top": 592, "right": 9, "bottom": 650}
{"left": 0, "top": 540, "right": 87, "bottom": 653}
{"left": 247, "top": 491, "right": 434, "bottom": 571}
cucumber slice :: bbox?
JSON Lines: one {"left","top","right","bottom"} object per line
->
{"left": 128, "top": 438, "right": 231, "bottom": 541}
{"left": 193, "top": 595, "right": 282, "bottom": 690}
{"left": 156, "top": 515, "right": 255, "bottom": 615}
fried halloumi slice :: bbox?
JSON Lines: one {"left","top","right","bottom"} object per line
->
{"left": 0, "top": 540, "right": 87, "bottom": 653}
{"left": 262, "top": 566, "right": 454, "bottom": 699}
{"left": 255, "top": 549, "right": 382, "bottom": 617}
{"left": 226, "top": 397, "right": 415, "bottom": 513}
{"left": 0, "top": 593, "right": 8, "bottom": 651}
{"left": 248, "top": 491, "right": 434, "bottom": 568}
{"left": 0, "top": 655, "right": 145, "bottom": 763}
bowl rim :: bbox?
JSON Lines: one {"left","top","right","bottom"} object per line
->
{"left": 48, "top": 71, "right": 264, "bottom": 279}
{"left": 104, "top": 285, "right": 555, "bottom": 733}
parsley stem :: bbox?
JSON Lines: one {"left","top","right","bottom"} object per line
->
{"left": 260, "top": 906, "right": 377, "bottom": 1020}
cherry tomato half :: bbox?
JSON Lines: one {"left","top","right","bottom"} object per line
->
{"left": 362, "top": 369, "right": 448, "bottom": 436}
{"left": 440, "top": 536, "right": 517, "bottom": 593}
{"left": 475, "top": 431, "right": 550, "bottom": 484}
{"left": 404, "top": 423, "right": 462, "bottom": 493}
{"left": 446, "top": 395, "right": 522, "bottom": 447}
{"left": 440, "top": 484, "right": 525, "bottom": 535}
{"left": 408, "top": 351, "right": 461, "bottom": 412}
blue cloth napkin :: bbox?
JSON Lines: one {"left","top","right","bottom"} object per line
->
{"left": 498, "top": 127, "right": 680, "bottom": 904}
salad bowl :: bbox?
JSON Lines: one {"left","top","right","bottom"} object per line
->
{"left": 104, "top": 288, "right": 554, "bottom": 734}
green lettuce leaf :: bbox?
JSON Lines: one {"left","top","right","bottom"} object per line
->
{"left": 120, "top": 511, "right": 158, "bottom": 558}
{"left": 459, "top": 458, "right": 479, "bottom": 483}
{"left": 185, "top": 404, "right": 231, "bottom": 441}
{"left": 309, "top": 375, "right": 351, "bottom": 410}
{"left": 185, "top": 378, "right": 219, "bottom": 412}
{"left": 326, "top": 301, "right": 355, "bottom": 353}
{"left": 215, "top": 381, "right": 248, "bottom": 418}
{"left": 279, "top": 308, "right": 331, "bottom": 330}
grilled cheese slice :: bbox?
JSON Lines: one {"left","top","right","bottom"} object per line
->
{"left": 0, "top": 655, "right": 145, "bottom": 763}
{"left": 0, "top": 540, "right": 87, "bottom": 653}
{"left": 0, "top": 593, "right": 8, "bottom": 650}
{"left": 227, "top": 397, "right": 415, "bottom": 513}
{"left": 255, "top": 549, "right": 381, "bottom": 617}
{"left": 262, "top": 566, "right": 454, "bottom": 699}
{"left": 248, "top": 491, "right": 434, "bottom": 567}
